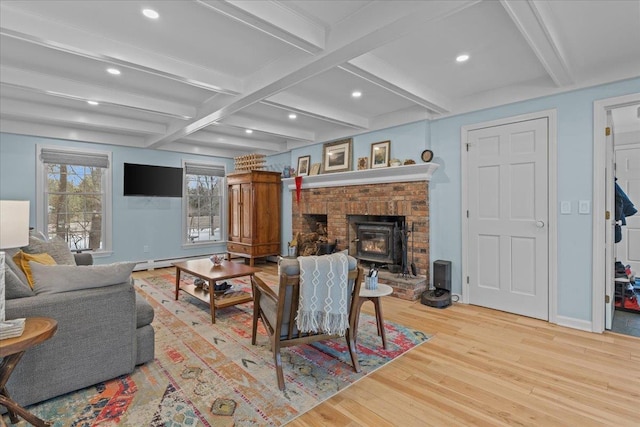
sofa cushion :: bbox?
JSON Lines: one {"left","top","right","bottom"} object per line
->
{"left": 30, "top": 261, "right": 137, "bottom": 295}
{"left": 4, "top": 267, "right": 35, "bottom": 299}
{"left": 13, "top": 251, "right": 58, "bottom": 288}
{"left": 23, "top": 235, "right": 76, "bottom": 265}
{"left": 135, "top": 294, "right": 155, "bottom": 328}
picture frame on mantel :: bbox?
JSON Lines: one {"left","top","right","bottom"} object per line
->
{"left": 297, "top": 155, "right": 310, "bottom": 176}
{"left": 309, "top": 163, "right": 321, "bottom": 175}
{"left": 322, "top": 138, "right": 352, "bottom": 173}
{"left": 371, "top": 140, "right": 391, "bottom": 169}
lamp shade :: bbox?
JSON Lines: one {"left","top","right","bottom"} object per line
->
{"left": 0, "top": 200, "right": 30, "bottom": 249}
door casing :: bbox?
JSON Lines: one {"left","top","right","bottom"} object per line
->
{"left": 593, "top": 93, "right": 640, "bottom": 333}
{"left": 461, "top": 109, "right": 558, "bottom": 324}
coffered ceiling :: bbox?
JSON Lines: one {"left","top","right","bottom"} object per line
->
{"left": 1, "top": 0, "right": 639, "bottom": 158}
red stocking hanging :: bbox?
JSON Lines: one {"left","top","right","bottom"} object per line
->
{"left": 295, "top": 176, "right": 303, "bottom": 204}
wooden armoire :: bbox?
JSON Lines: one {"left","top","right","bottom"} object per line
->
{"left": 227, "top": 170, "right": 281, "bottom": 266}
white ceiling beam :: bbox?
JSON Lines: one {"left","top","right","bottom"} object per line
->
{"left": 500, "top": 0, "right": 574, "bottom": 86}
{"left": 147, "top": 0, "right": 478, "bottom": 148}
{"left": 341, "top": 55, "right": 452, "bottom": 115}
{"left": 197, "top": 0, "right": 326, "bottom": 54}
{"left": 0, "top": 118, "right": 148, "bottom": 147}
{"left": 182, "top": 129, "right": 286, "bottom": 152}
{"left": 219, "top": 115, "right": 315, "bottom": 142}
{"left": 1, "top": 65, "right": 196, "bottom": 119}
{"left": 262, "top": 92, "right": 369, "bottom": 129}
{"left": 0, "top": 98, "right": 167, "bottom": 135}
{"left": 164, "top": 142, "right": 258, "bottom": 159}
{"left": 0, "top": 6, "right": 242, "bottom": 94}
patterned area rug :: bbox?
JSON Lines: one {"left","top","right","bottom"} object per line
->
{"left": 12, "top": 272, "right": 430, "bottom": 426}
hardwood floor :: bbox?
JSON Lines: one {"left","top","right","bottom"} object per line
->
{"left": 146, "top": 262, "right": 640, "bottom": 426}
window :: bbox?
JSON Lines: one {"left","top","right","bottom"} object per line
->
{"left": 184, "top": 162, "right": 225, "bottom": 244}
{"left": 37, "top": 146, "right": 111, "bottom": 252}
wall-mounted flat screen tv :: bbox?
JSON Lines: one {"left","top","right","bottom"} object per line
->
{"left": 123, "top": 163, "right": 183, "bottom": 197}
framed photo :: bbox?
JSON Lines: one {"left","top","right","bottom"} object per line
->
{"left": 371, "top": 140, "right": 391, "bottom": 169}
{"left": 322, "top": 138, "right": 352, "bottom": 173}
{"left": 357, "top": 157, "right": 369, "bottom": 170}
{"left": 297, "top": 155, "right": 311, "bottom": 176}
{"left": 309, "top": 163, "right": 321, "bottom": 175}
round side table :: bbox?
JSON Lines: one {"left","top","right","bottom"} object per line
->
{"left": 0, "top": 317, "right": 58, "bottom": 427}
{"left": 354, "top": 283, "right": 393, "bottom": 349}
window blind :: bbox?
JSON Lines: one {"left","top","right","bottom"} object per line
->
{"left": 184, "top": 162, "right": 225, "bottom": 177}
{"left": 40, "top": 148, "right": 109, "bottom": 168}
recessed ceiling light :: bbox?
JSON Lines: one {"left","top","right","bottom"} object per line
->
{"left": 456, "top": 54, "right": 470, "bottom": 63}
{"left": 245, "top": 129, "right": 253, "bottom": 134}
{"left": 87, "top": 100, "right": 99, "bottom": 106}
{"left": 107, "top": 68, "right": 121, "bottom": 75}
{"left": 352, "top": 91, "right": 362, "bottom": 98}
{"left": 142, "top": 9, "right": 159, "bottom": 19}
{"left": 288, "top": 113, "right": 297, "bottom": 119}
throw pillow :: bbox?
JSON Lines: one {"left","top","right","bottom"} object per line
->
{"left": 3, "top": 247, "right": 30, "bottom": 289}
{"left": 29, "top": 261, "right": 137, "bottom": 295}
{"left": 22, "top": 235, "right": 76, "bottom": 265}
{"left": 12, "top": 251, "right": 58, "bottom": 288}
{"left": 4, "top": 266, "right": 35, "bottom": 299}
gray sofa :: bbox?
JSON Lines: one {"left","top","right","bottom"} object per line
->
{"left": 3, "top": 243, "right": 155, "bottom": 409}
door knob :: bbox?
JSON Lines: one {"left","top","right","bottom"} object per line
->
{"left": 536, "top": 220, "right": 545, "bottom": 228}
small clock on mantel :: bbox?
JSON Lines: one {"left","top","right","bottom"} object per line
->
{"left": 421, "top": 149, "right": 434, "bottom": 162}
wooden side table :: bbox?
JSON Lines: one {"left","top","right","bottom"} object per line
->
{"left": 0, "top": 317, "right": 58, "bottom": 427}
{"left": 353, "top": 283, "right": 394, "bottom": 349}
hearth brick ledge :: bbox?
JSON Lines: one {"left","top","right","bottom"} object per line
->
{"left": 286, "top": 164, "right": 438, "bottom": 301}
{"left": 377, "top": 270, "right": 428, "bottom": 301}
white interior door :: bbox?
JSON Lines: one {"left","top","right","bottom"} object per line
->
{"left": 467, "top": 118, "right": 549, "bottom": 320}
{"left": 614, "top": 145, "right": 640, "bottom": 274}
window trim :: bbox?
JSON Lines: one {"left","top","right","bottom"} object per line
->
{"left": 182, "top": 160, "right": 227, "bottom": 247}
{"left": 36, "top": 144, "right": 113, "bottom": 256}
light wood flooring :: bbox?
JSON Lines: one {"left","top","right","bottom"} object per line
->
{"left": 145, "top": 262, "right": 640, "bottom": 426}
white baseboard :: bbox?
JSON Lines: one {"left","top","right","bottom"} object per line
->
{"left": 555, "top": 315, "right": 594, "bottom": 332}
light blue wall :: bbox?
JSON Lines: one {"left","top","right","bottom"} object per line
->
{"left": 269, "top": 77, "right": 640, "bottom": 323}
{"left": 0, "top": 133, "right": 234, "bottom": 265}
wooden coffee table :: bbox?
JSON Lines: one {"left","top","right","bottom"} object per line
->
{"left": 173, "top": 259, "right": 257, "bottom": 323}
{"left": 0, "top": 317, "right": 58, "bottom": 427}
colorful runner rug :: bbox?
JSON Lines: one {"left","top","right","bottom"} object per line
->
{"left": 14, "top": 272, "right": 430, "bottom": 426}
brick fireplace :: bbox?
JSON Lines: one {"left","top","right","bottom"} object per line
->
{"left": 285, "top": 164, "right": 438, "bottom": 300}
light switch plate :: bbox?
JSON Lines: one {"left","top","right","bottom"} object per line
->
{"left": 579, "top": 200, "right": 590, "bottom": 214}
{"left": 561, "top": 201, "right": 571, "bottom": 214}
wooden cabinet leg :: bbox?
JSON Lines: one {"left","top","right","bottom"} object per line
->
{"left": 175, "top": 268, "right": 181, "bottom": 300}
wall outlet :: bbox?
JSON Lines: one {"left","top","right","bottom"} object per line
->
{"left": 143, "top": 245, "right": 149, "bottom": 253}
{"left": 560, "top": 201, "right": 571, "bottom": 214}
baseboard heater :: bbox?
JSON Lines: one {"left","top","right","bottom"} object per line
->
{"left": 133, "top": 254, "right": 281, "bottom": 271}
{"left": 133, "top": 255, "right": 206, "bottom": 271}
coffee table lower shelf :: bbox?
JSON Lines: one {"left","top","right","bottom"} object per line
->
{"left": 179, "top": 284, "right": 252, "bottom": 313}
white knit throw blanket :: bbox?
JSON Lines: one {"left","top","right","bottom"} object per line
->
{"left": 296, "top": 252, "right": 350, "bottom": 336}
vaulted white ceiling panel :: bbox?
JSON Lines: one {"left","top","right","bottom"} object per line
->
{"left": 541, "top": 0, "right": 640, "bottom": 81}
{"left": 369, "top": 0, "right": 552, "bottom": 99}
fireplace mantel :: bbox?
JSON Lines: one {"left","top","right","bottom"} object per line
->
{"left": 283, "top": 162, "right": 439, "bottom": 190}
